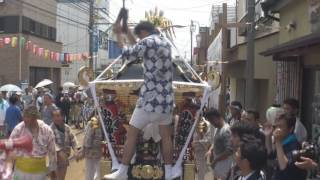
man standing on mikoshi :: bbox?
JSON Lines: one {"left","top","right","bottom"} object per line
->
{"left": 104, "top": 21, "right": 175, "bottom": 180}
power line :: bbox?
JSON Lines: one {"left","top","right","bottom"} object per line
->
{"left": 7, "top": 0, "right": 89, "bottom": 30}
{"left": 59, "top": 1, "right": 90, "bottom": 14}
{"left": 38, "top": 0, "right": 90, "bottom": 24}
{"left": 17, "top": 0, "right": 89, "bottom": 27}
{"left": 164, "top": 3, "right": 213, "bottom": 10}
{"left": 62, "top": 33, "right": 89, "bottom": 46}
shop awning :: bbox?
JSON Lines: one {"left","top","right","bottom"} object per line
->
{"left": 260, "top": 33, "right": 320, "bottom": 57}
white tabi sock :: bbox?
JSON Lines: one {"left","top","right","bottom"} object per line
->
{"left": 118, "top": 164, "right": 129, "bottom": 173}
{"left": 164, "top": 164, "right": 172, "bottom": 179}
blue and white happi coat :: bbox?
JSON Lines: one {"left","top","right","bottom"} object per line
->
{"left": 122, "top": 34, "right": 174, "bottom": 114}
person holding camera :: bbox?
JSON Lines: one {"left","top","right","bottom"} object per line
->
{"left": 295, "top": 156, "right": 318, "bottom": 170}
{"left": 294, "top": 142, "right": 319, "bottom": 178}
{"left": 265, "top": 113, "right": 307, "bottom": 180}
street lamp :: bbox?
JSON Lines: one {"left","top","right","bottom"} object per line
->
{"left": 195, "top": 34, "right": 202, "bottom": 66}
{"left": 196, "top": 34, "right": 201, "bottom": 47}
{"left": 190, "top": 20, "right": 199, "bottom": 67}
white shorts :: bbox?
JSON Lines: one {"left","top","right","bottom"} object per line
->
{"left": 129, "top": 108, "right": 172, "bottom": 130}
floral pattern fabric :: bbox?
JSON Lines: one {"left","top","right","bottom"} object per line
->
{"left": 51, "top": 123, "right": 78, "bottom": 156}
{"left": 122, "top": 34, "right": 174, "bottom": 114}
{"left": 10, "top": 120, "right": 57, "bottom": 171}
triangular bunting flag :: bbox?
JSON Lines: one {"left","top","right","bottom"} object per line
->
{"left": 4, "top": 37, "right": 11, "bottom": 45}
{"left": 11, "top": 37, "right": 17, "bottom": 48}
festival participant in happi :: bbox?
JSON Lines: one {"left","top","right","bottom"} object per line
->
{"left": 51, "top": 109, "right": 81, "bottom": 180}
{"left": 9, "top": 105, "right": 57, "bottom": 180}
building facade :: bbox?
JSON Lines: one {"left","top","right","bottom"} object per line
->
{"left": 228, "top": 0, "right": 280, "bottom": 118}
{"left": 57, "top": 0, "right": 110, "bottom": 84}
{"left": 0, "top": 0, "right": 62, "bottom": 91}
{"left": 206, "top": 0, "right": 280, "bottom": 119}
{"left": 193, "top": 27, "right": 211, "bottom": 72}
{"left": 261, "top": 0, "right": 320, "bottom": 139}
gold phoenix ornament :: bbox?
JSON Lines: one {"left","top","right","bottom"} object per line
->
{"left": 145, "top": 7, "right": 176, "bottom": 40}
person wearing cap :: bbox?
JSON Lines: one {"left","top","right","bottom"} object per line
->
{"left": 227, "top": 101, "right": 243, "bottom": 126}
{"left": 41, "top": 93, "right": 58, "bottom": 125}
{"left": 9, "top": 105, "right": 57, "bottom": 180}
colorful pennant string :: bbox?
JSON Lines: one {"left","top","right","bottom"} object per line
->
{"left": 0, "top": 36, "right": 90, "bottom": 63}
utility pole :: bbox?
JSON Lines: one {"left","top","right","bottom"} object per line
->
{"left": 190, "top": 20, "right": 194, "bottom": 66}
{"left": 245, "top": 0, "right": 256, "bottom": 109}
{"left": 89, "top": 0, "right": 95, "bottom": 76}
{"left": 218, "top": 3, "right": 228, "bottom": 115}
{"left": 18, "top": 4, "right": 23, "bottom": 82}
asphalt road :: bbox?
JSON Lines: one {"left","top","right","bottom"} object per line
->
{"left": 65, "top": 128, "right": 86, "bottom": 180}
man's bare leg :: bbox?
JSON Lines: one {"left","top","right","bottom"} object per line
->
{"left": 57, "top": 167, "right": 67, "bottom": 180}
{"left": 104, "top": 125, "right": 140, "bottom": 179}
{"left": 159, "top": 124, "right": 173, "bottom": 164}
{"left": 159, "top": 124, "right": 173, "bottom": 179}
{"left": 121, "top": 125, "right": 140, "bottom": 165}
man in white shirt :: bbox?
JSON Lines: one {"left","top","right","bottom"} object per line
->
{"left": 282, "top": 98, "right": 307, "bottom": 143}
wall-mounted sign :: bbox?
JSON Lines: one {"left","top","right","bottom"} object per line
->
{"left": 199, "top": 27, "right": 209, "bottom": 33}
